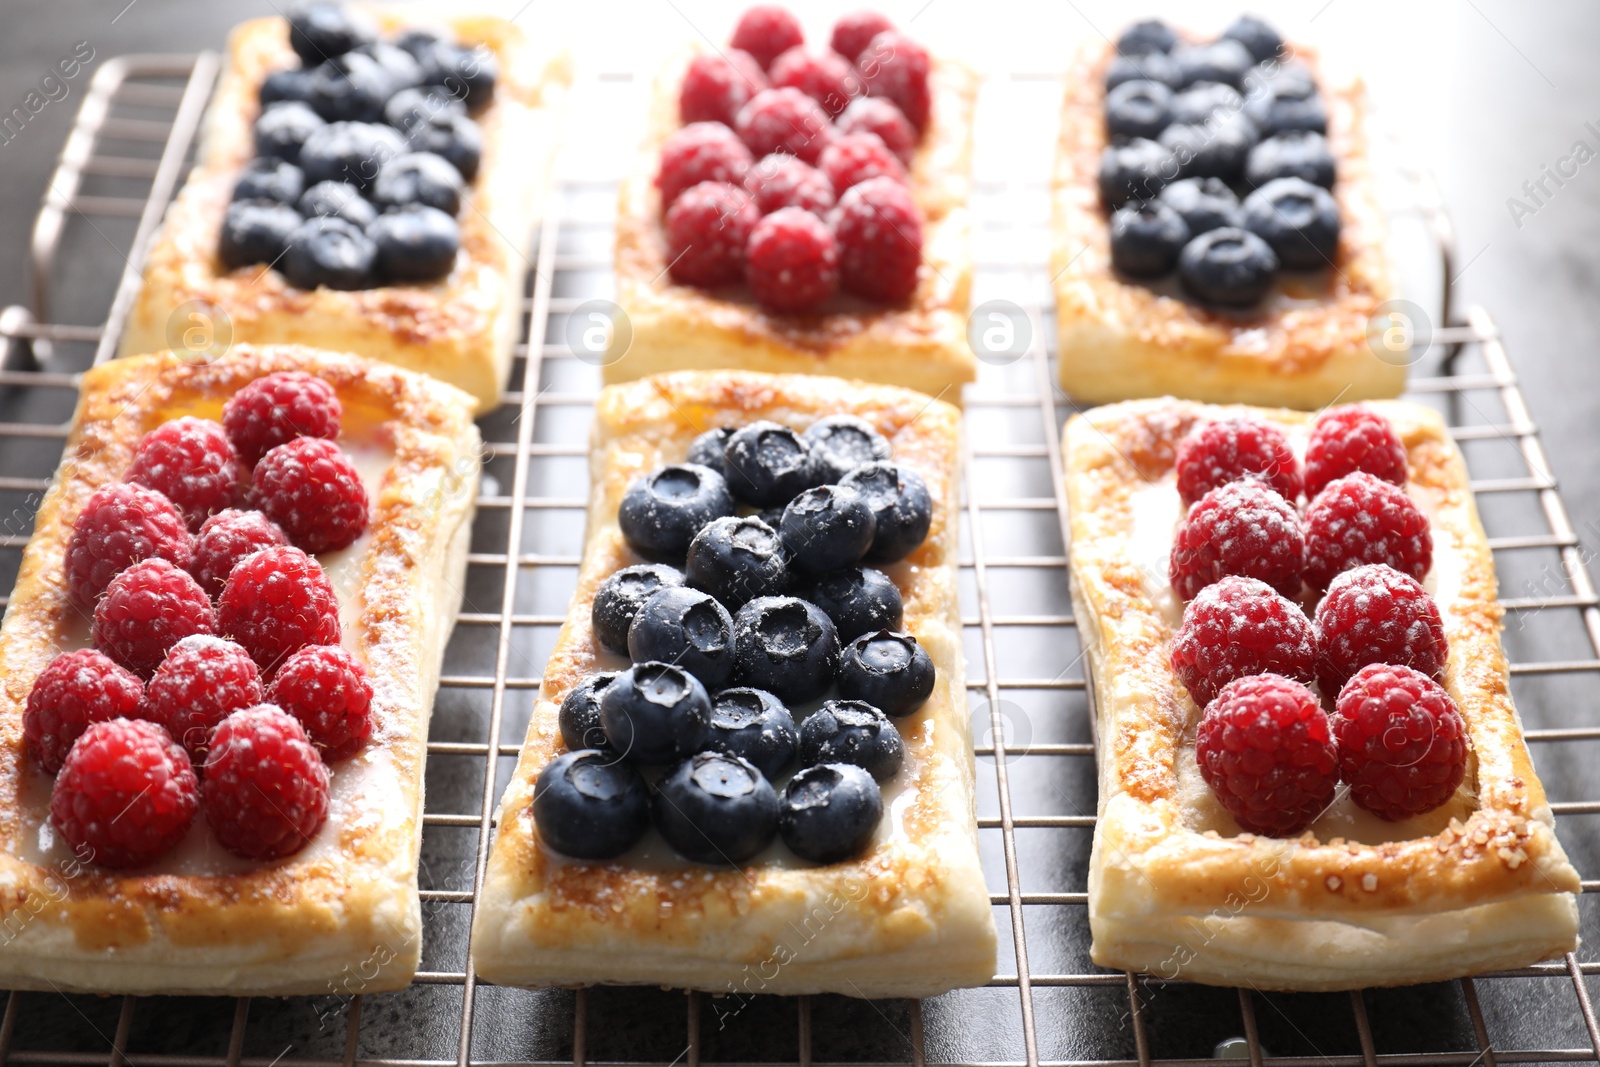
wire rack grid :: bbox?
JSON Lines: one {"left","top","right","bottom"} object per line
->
{"left": 1, "top": 50, "right": 1600, "bottom": 1067}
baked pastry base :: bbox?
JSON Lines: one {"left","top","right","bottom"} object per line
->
{"left": 607, "top": 53, "right": 979, "bottom": 401}
{"left": 471, "top": 371, "right": 997, "bottom": 997}
{"left": 0, "top": 344, "right": 480, "bottom": 995}
{"left": 1064, "top": 398, "right": 1580, "bottom": 992}
{"left": 120, "top": 11, "right": 574, "bottom": 412}
{"left": 1051, "top": 41, "right": 1405, "bottom": 409}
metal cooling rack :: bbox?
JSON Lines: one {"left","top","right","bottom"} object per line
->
{"left": 2, "top": 50, "right": 1600, "bottom": 1067}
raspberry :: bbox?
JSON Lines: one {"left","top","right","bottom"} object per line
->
{"left": 190, "top": 508, "right": 290, "bottom": 598}
{"left": 50, "top": 718, "right": 198, "bottom": 869}
{"left": 1169, "top": 480, "right": 1304, "bottom": 601}
{"left": 1332, "top": 663, "right": 1467, "bottom": 821}
{"left": 125, "top": 417, "right": 243, "bottom": 531}
{"left": 1174, "top": 418, "right": 1301, "bottom": 507}
{"left": 744, "top": 153, "right": 835, "bottom": 216}
{"left": 202, "top": 705, "right": 330, "bottom": 860}
{"left": 1303, "top": 405, "right": 1408, "bottom": 499}
{"left": 729, "top": 5, "right": 805, "bottom": 70}
{"left": 250, "top": 436, "right": 369, "bottom": 554}
{"left": 858, "top": 30, "right": 932, "bottom": 132}
{"left": 1315, "top": 563, "right": 1447, "bottom": 697}
{"left": 1196, "top": 674, "right": 1337, "bottom": 837}
{"left": 833, "top": 176, "right": 924, "bottom": 304}
{"left": 1303, "top": 472, "right": 1431, "bottom": 592}
{"left": 25, "top": 649, "right": 145, "bottom": 775}
{"left": 65, "top": 482, "right": 195, "bottom": 609}
{"left": 665, "top": 181, "right": 758, "bottom": 288}
{"left": 222, "top": 371, "right": 342, "bottom": 467}
{"left": 268, "top": 645, "right": 374, "bottom": 762}
{"left": 678, "top": 49, "right": 768, "bottom": 127}
{"left": 92, "top": 559, "right": 216, "bottom": 679}
{"left": 831, "top": 11, "right": 895, "bottom": 64}
{"left": 218, "top": 545, "right": 342, "bottom": 672}
{"left": 1170, "top": 576, "right": 1315, "bottom": 708}
{"left": 745, "top": 207, "right": 840, "bottom": 312}
{"left": 820, "top": 131, "right": 908, "bottom": 194}
{"left": 657, "top": 122, "right": 755, "bottom": 213}
{"left": 837, "top": 97, "right": 917, "bottom": 164}
{"left": 734, "top": 87, "right": 833, "bottom": 165}
{"left": 141, "top": 635, "right": 264, "bottom": 762}
{"left": 769, "top": 46, "right": 860, "bottom": 117}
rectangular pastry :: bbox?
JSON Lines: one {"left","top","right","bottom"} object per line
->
{"left": 0, "top": 344, "right": 479, "bottom": 994}
{"left": 470, "top": 370, "right": 997, "bottom": 997}
{"left": 121, "top": 7, "right": 572, "bottom": 412}
{"left": 1063, "top": 397, "right": 1580, "bottom": 991}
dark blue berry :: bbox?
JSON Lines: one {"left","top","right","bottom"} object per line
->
{"left": 1110, "top": 200, "right": 1190, "bottom": 277}
{"left": 306, "top": 52, "right": 392, "bottom": 124}
{"left": 1241, "top": 177, "right": 1341, "bottom": 270}
{"left": 618, "top": 464, "right": 735, "bottom": 564}
{"left": 254, "top": 102, "right": 326, "bottom": 166}
{"left": 780, "top": 485, "right": 876, "bottom": 573}
{"left": 732, "top": 596, "right": 839, "bottom": 704}
{"left": 723, "top": 421, "right": 819, "bottom": 508}
{"left": 1106, "top": 52, "right": 1180, "bottom": 91}
{"left": 1222, "top": 15, "right": 1285, "bottom": 64}
{"left": 232, "top": 157, "right": 305, "bottom": 205}
{"left": 1177, "top": 226, "right": 1279, "bottom": 307}
{"left": 804, "top": 566, "right": 903, "bottom": 643}
{"left": 299, "top": 121, "right": 406, "bottom": 190}
{"left": 1116, "top": 19, "right": 1178, "bottom": 55}
{"left": 405, "top": 109, "right": 483, "bottom": 181}
{"left": 370, "top": 204, "right": 461, "bottom": 283}
{"left": 1097, "top": 138, "right": 1174, "bottom": 208}
{"left": 802, "top": 415, "right": 891, "bottom": 483}
{"left": 1160, "top": 119, "right": 1255, "bottom": 181}
{"left": 839, "top": 462, "right": 932, "bottom": 564}
{"left": 685, "top": 515, "right": 787, "bottom": 608}
{"left": 558, "top": 672, "right": 619, "bottom": 753}
{"left": 416, "top": 41, "right": 499, "bottom": 111}
{"left": 779, "top": 763, "right": 882, "bottom": 864}
{"left": 1244, "top": 91, "right": 1327, "bottom": 136}
{"left": 532, "top": 749, "right": 650, "bottom": 860}
{"left": 837, "top": 630, "right": 935, "bottom": 717}
{"left": 1249, "top": 59, "right": 1316, "bottom": 101}
{"left": 702, "top": 687, "right": 797, "bottom": 779}
{"left": 218, "top": 200, "right": 302, "bottom": 270}
{"left": 373, "top": 151, "right": 464, "bottom": 215}
{"left": 1245, "top": 131, "right": 1335, "bottom": 189}
{"left": 395, "top": 27, "right": 451, "bottom": 61}
{"left": 627, "top": 586, "right": 736, "bottom": 688}
{"left": 356, "top": 41, "right": 424, "bottom": 94}
{"left": 282, "top": 215, "right": 375, "bottom": 290}
{"left": 287, "top": 2, "right": 377, "bottom": 64}
{"left": 798, "top": 700, "right": 903, "bottom": 781}
{"left": 1174, "top": 40, "right": 1254, "bottom": 89}
{"left": 297, "top": 180, "right": 377, "bottom": 227}
{"left": 1169, "top": 82, "right": 1245, "bottom": 128}
{"left": 1105, "top": 80, "right": 1172, "bottom": 141}
{"left": 261, "top": 68, "right": 314, "bottom": 106}
{"left": 599, "top": 661, "right": 711, "bottom": 764}
{"left": 653, "top": 752, "right": 778, "bottom": 865}
{"left": 385, "top": 85, "right": 468, "bottom": 134}
{"left": 591, "top": 563, "right": 684, "bottom": 655}
{"left": 1160, "top": 177, "right": 1242, "bottom": 235}
{"left": 687, "top": 426, "right": 736, "bottom": 469}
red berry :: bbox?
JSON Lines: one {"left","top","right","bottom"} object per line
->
{"left": 1315, "top": 563, "right": 1447, "bottom": 697}
{"left": 657, "top": 122, "right": 755, "bottom": 213}
{"left": 769, "top": 46, "right": 860, "bottom": 117}
{"left": 820, "top": 131, "right": 908, "bottom": 195}
{"left": 1332, "top": 663, "right": 1467, "bottom": 821}
{"left": 1196, "top": 673, "right": 1337, "bottom": 837}
{"left": 665, "top": 180, "right": 758, "bottom": 288}
{"left": 141, "top": 635, "right": 264, "bottom": 762}
{"left": 218, "top": 545, "right": 342, "bottom": 673}
{"left": 678, "top": 49, "right": 768, "bottom": 127}
{"left": 50, "top": 718, "right": 198, "bottom": 869}
{"left": 190, "top": 508, "right": 289, "bottom": 599}
{"left": 65, "top": 482, "right": 195, "bottom": 609}
{"left": 734, "top": 87, "right": 833, "bottom": 165}
{"left": 1303, "top": 472, "right": 1431, "bottom": 592}
{"left": 25, "top": 649, "right": 145, "bottom": 776}
{"left": 1174, "top": 418, "right": 1301, "bottom": 507}
{"left": 858, "top": 30, "right": 932, "bottom": 132}
{"left": 250, "top": 436, "right": 369, "bottom": 554}
{"left": 1169, "top": 480, "right": 1304, "bottom": 601}
{"left": 745, "top": 206, "right": 839, "bottom": 312}
{"left": 125, "top": 417, "right": 243, "bottom": 531}
{"left": 92, "top": 558, "right": 216, "bottom": 679}
{"left": 744, "top": 153, "right": 835, "bottom": 215}
{"left": 202, "top": 705, "right": 329, "bottom": 860}
{"left": 1170, "top": 576, "right": 1315, "bottom": 708}
{"left": 1304, "top": 404, "right": 1407, "bottom": 499}
{"left": 833, "top": 176, "right": 924, "bottom": 304}
{"left": 222, "top": 371, "right": 342, "bottom": 467}
{"left": 729, "top": 5, "right": 805, "bottom": 70}
{"left": 836, "top": 96, "right": 918, "bottom": 164}
{"left": 268, "top": 645, "right": 374, "bottom": 762}
{"left": 831, "top": 11, "right": 895, "bottom": 64}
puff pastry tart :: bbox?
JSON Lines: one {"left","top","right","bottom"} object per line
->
{"left": 1063, "top": 397, "right": 1580, "bottom": 991}
{"left": 120, "top": 9, "right": 572, "bottom": 412}
{"left": 471, "top": 371, "right": 996, "bottom": 997}
{"left": 0, "top": 345, "right": 479, "bottom": 995}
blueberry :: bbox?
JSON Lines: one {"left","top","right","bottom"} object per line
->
{"left": 722, "top": 421, "right": 819, "bottom": 508}
{"left": 1106, "top": 52, "right": 1180, "bottom": 91}
{"left": 1245, "top": 131, "right": 1335, "bottom": 190}
{"left": 804, "top": 566, "right": 903, "bottom": 643}
{"left": 373, "top": 151, "right": 464, "bottom": 215}
{"left": 1222, "top": 15, "right": 1285, "bottom": 64}
{"left": 1109, "top": 200, "right": 1190, "bottom": 277}
{"left": 306, "top": 52, "right": 392, "bottom": 124}
{"left": 618, "top": 464, "right": 735, "bottom": 564}
{"left": 1159, "top": 120, "right": 1254, "bottom": 182}
{"left": 369, "top": 205, "right": 460, "bottom": 284}
{"left": 355, "top": 41, "right": 424, "bottom": 94}
{"left": 732, "top": 596, "right": 839, "bottom": 704}
{"left": 599, "top": 661, "right": 711, "bottom": 764}
{"left": 286, "top": 2, "right": 377, "bottom": 64}
{"left": 282, "top": 215, "right": 375, "bottom": 290}
{"left": 1104, "top": 80, "right": 1172, "bottom": 141}
{"left": 218, "top": 199, "right": 302, "bottom": 270}
{"left": 627, "top": 586, "right": 736, "bottom": 688}
{"left": 297, "top": 179, "right": 377, "bottom": 227}
{"left": 838, "top": 630, "right": 936, "bottom": 717}
{"left": 591, "top": 563, "right": 684, "bottom": 655}
{"left": 1160, "top": 178, "right": 1242, "bottom": 235}
{"left": 802, "top": 415, "right": 892, "bottom": 483}
{"left": 532, "top": 749, "right": 650, "bottom": 860}
{"left": 299, "top": 120, "right": 406, "bottom": 190}
{"left": 1249, "top": 59, "right": 1317, "bottom": 102}
{"left": 1244, "top": 91, "right": 1327, "bottom": 136}
{"left": 1177, "top": 227, "right": 1279, "bottom": 307}
{"left": 1097, "top": 138, "right": 1174, "bottom": 208}
{"left": 261, "top": 68, "right": 314, "bottom": 106}
{"left": 385, "top": 85, "right": 468, "bottom": 134}
{"left": 1174, "top": 40, "right": 1254, "bottom": 90}
{"left": 1241, "top": 177, "right": 1341, "bottom": 270}
{"left": 703, "top": 687, "right": 797, "bottom": 779}
{"left": 1169, "top": 82, "right": 1245, "bottom": 128}
{"left": 232, "top": 157, "right": 304, "bottom": 205}
{"left": 687, "top": 426, "right": 736, "bottom": 469}
{"left": 558, "top": 671, "right": 619, "bottom": 752}
{"left": 798, "top": 700, "right": 903, "bottom": 781}
{"left": 653, "top": 752, "right": 779, "bottom": 865}
{"left": 395, "top": 27, "right": 453, "bottom": 61}
{"left": 1116, "top": 19, "right": 1178, "bottom": 56}
{"left": 685, "top": 516, "right": 787, "bottom": 608}
{"left": 779, "top": 763, "right": 882, "bottom": 864}
{"left": 780, "top": 485, "right": 876, "bottom": 573}
{"left": 838, "top": 462, "right": 932, "bottom": 564}
{"left": 416, "top": 41, "right": 499, "bottom": 111}
{"left": 404, "top": 110, "right": 483, "bottom": 182}
{"left": 254, "top": 101, "right": 325, "bottom": 166}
